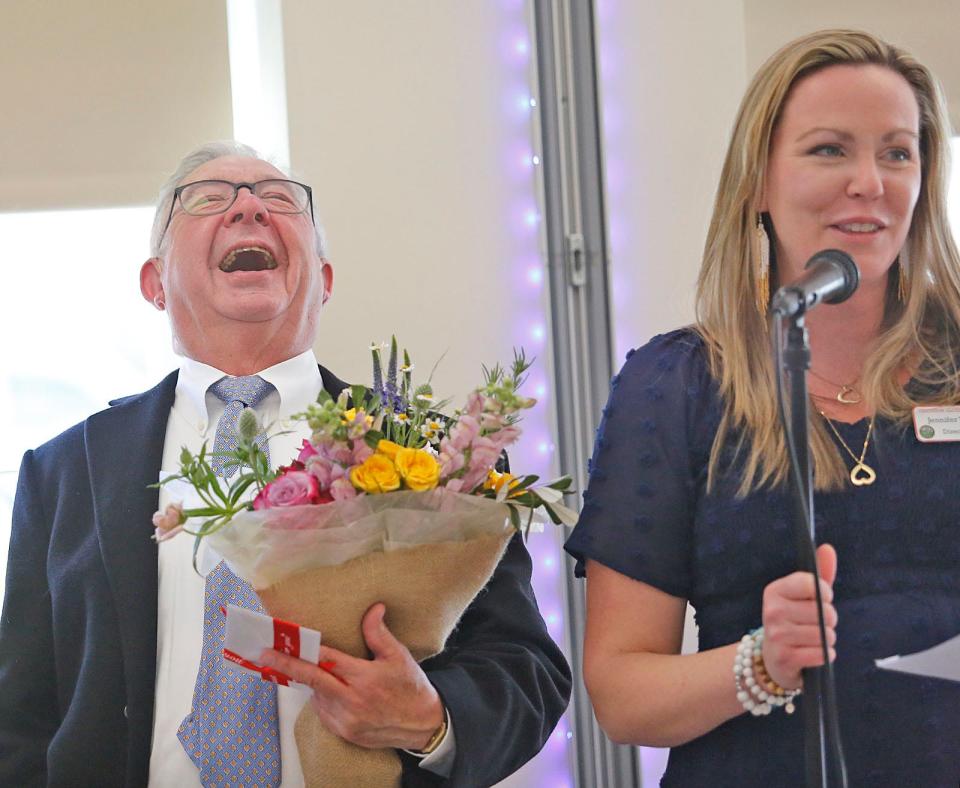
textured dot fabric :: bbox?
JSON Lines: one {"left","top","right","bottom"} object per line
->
{"left": 177, "top": 562, "right": 281, "bottom": 786}
{"left": 177, "top": 374, "right": 281, "bottom": 786}
{"left": 565, "top": 328, "right": 960, "bottom": 786}
{"left": 208, "top": 375, "right": 275, "bottom": 478}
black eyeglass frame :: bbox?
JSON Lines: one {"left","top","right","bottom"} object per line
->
{"left": 157, "top": 178, "right": 315, "bottom": 249}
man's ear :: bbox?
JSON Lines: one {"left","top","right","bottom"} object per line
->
{"left": 140, "top": 258, "right": 166, "bottom": 310}
{"left": 320, "top": 258, "right": 334, "bottom": 306}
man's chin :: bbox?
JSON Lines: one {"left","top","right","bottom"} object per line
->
{"left": 214, "top": 293, "right": 291, "bottom": 324}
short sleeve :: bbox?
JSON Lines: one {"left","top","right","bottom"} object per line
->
{"left": 563, "top": 329, "right": 715, "bottom": 599}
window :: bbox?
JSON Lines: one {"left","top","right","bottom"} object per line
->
{"left": 0, "top": 206, "right": 177, "bottom": 609}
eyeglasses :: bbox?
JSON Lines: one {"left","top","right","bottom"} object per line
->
{"left": 158, "top": 178, "right": 314, "bottom": 247}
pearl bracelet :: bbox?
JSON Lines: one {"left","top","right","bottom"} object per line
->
{"left": 733, "top": 627, "right": 800, "bottom": 716}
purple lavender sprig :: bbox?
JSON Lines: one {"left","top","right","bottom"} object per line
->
{"left": 384, "top": 335, "right": 403, "bottom": 412}
{"left": 370, "top": 342, "right": 385, "bottom": 400}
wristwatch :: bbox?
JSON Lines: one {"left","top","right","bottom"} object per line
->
{"left": 417, "top": 711, "right": 449, "bottom": 756}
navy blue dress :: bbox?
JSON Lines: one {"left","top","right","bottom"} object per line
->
{"left": 565, "top": 328, "right": 960, "bottom": 786}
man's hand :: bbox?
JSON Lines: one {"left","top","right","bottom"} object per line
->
{"left": 260, "top": 602, "right": 445, "bottom": 751}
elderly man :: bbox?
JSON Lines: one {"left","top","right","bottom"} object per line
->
{"left": 0, "top": 142, "right": 571, "bottom": 787}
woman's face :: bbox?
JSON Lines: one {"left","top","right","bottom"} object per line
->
{"left": 762, "top": 64, "right": 922, "bottom": 291}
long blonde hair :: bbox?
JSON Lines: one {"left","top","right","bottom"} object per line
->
{"left": 695, "top": 29, "right": 960, "bottom": 493}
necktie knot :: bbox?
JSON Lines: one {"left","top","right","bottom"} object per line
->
{"left": 209, "top": 375, "right": 274, "bottom": 408}
{"left": 208, "top": 375, "right": 274, "bottom": 479}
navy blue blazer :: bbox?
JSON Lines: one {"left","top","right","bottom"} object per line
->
{"left": 0, "top": 369, "right": 570, "bottom": 787}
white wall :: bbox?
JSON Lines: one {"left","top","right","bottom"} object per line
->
{"left": 283, "top": 2, "right": 549, "bottom": 403}
{"left": 745, "top": 0, "right": 960, "bottom": 131}
{"left": 596, "top": 0, "right": 749, "bottom": 361}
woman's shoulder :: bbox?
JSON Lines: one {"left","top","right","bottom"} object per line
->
{"left": 616, "top": 327, "right": 712, "bottom": 390}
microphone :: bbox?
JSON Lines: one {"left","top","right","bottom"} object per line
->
{"left": 770, "top": 249, "right": 860, "bottom": 317}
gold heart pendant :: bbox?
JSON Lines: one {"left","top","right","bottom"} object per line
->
{"left": 837, "top": 386, "right": 862, "bottom": 405}
{"left": 850, "top": 462, "right": 876, "bottom": 486}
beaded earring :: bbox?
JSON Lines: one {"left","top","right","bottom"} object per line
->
{"left": 897, "top": 246, "right": 909, "bottom": 303}
{"left": 754, "top": 214, "right": 770, "bottom": 314}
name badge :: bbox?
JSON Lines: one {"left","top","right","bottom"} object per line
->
{"left": 912, "top": 406, "right": 960, "bottom": 442}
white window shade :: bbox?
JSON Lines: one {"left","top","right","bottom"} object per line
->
{"left": 0, "top": 1, "right": 233, "bottom": 212}
{"left": 0, "top": 206, "right": 179, "bottom": 609}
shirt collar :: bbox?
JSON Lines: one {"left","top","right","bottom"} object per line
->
{"left": 257, "top": 350, "right": 325, "bottom": 421}
{"left": 175, "top": 350, "right": 323, "bottom": 432}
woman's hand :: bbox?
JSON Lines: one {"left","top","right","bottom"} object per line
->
{"left": 760, "top": 544, "right": 838, "bottom": 690}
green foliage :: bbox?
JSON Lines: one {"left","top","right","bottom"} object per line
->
{"left": 152, "top": 416, "right": 276, "bottom": 572}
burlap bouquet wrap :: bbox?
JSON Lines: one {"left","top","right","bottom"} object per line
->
{"left": 205, "top": 489, "right": 514, "bottom": 788}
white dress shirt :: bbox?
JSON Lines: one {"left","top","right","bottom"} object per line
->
{"left": 148, "top": 353, "right": 453, "bottom": 786}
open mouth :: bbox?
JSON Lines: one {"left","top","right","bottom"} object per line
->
{"left": 219, "top": 247, "right": 278, "bottom": 272}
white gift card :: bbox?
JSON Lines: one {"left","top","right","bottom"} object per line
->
{"left": 912, "top": 406, "right": 960, "bottom": 442}
{"left": 222, "top": 604, "right": 322, "bottom": 687}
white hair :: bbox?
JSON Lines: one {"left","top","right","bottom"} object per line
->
{"left": 149, "top": 140, "right": 327, "bottom": 257}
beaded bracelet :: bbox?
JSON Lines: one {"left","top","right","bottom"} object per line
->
{"left": 733, "top": 627, "right": 801, "bottom": 716}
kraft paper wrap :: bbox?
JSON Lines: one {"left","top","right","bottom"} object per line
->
{"left": 257, "top": 530, "right": 512, "bottom": 788}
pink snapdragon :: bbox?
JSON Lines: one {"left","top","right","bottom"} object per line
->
{"left": 464, "top": 391, "right": 485, "bottom": 418}
{"left": 152, "top": 502, "right": 185, "bottom": 542}
{"left": 330, "top": 477, "right": 359, "bottom": 500}
{"left": 305, "top": 454, "right": 344, "bottom": 488}
{"left": 352, "top": 441, "right": 374, "bottom": 464}
{"left": 449, "top": 415, "right": 481, "bottom": 451}
{"left": 459, "top": 437, "right": 502, "bottom": 491}
{"left": 438, "top": 437, "right": 466, "bottom": 477}
{"left": 297, "top": 439, "right": 319, "bottom": 463}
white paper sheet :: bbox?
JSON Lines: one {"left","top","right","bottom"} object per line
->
{"left": 875, "top": 632, "right": 960, "bottom": 683}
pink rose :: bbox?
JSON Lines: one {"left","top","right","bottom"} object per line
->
{"left": 152, "top": 502, "right": 185, "bottom": 542}
{"left": 297, "top": 439, "right": 319, "bottom": 463}
{"left": 253, "top": 469, "right": 329, "bottom": 510}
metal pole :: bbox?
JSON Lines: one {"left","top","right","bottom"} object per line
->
{"left": 531, "top": 0, "right": 639, "bottom": 785}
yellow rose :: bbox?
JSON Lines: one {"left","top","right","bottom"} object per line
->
{"left": 350, "top": 454, "right": 401, "bottom": 494}
{"left": 377, "top": 439, "right": 403, "bottom": 460}
{"left": 395, "top": 448, "right": 441, "bottom": 491}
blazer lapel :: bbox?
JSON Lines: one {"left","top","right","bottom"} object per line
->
{"left": 319, "top": 363, "right": 349, "bottom": 399}
{"left": 85, "top": 371, "right": 178, "bottom": 731}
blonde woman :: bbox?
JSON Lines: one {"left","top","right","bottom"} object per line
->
{"left": 565, "top": 29, "right": 960, "bottom": 784}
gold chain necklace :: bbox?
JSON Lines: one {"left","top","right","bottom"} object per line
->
{"left": 821, "top": 413, "right": 876, "bottom": 486}
{"left": 809, "top": 369, "right": 862, "bottom": 405}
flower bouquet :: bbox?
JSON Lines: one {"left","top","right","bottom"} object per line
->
{"left": 154, "top": 339, "right": 574, "bottom": 788}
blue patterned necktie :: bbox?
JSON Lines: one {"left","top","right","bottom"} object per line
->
{"left": 178, "top": 375, "right": 281, "bottom": 786}
{"left": 207, "top": 375, "right": 275, "bottom": 479}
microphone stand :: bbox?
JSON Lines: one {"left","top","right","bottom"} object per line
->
{"left": 771, "top": 250, "right": 854, "bottom": 788}
{"left": 779, "top": 314, "right": 828, "bottom": 787}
